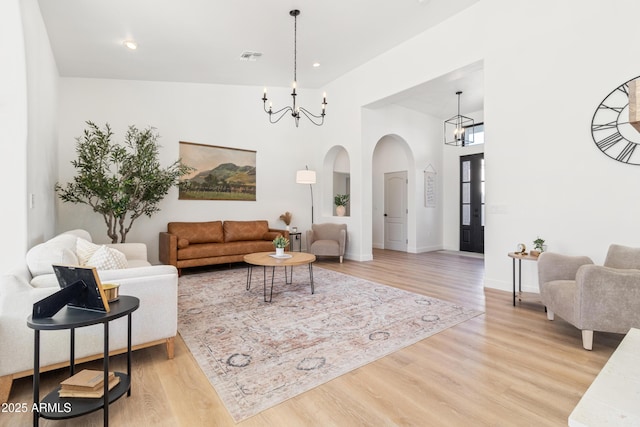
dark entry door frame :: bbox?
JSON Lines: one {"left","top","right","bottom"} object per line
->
{"left": 459, "top": 153, "right": 484, "bottom": 253}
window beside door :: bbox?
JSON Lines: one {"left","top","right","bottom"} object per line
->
{"left": 463, "top": 122, "right": 484, "bottom": 146}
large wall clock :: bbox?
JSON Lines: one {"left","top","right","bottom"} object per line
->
{"left": 591, "top": 75, "right": 640, "bottom": 165}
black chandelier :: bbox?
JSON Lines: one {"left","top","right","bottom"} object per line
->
{"left": 262, "top": 9, "right": 327, "bottom": 127}
{"left": 444, "top": 91, "right": 474, "bottom": 146}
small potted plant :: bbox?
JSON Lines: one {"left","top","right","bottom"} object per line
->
{"left": 531, "top": 237, "right": 545, "bottom": 257}
{"left": 334, "top": 194, "right": 349, "bottom": 216}
{"left": 272, "top": 235, "right": 289, "bottom": 256}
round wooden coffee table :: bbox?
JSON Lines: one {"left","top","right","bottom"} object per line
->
{"left": 243, "top": 252, "right": 316, "bottom": 302}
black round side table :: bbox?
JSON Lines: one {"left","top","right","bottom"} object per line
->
{"left": 27, "top": 295, "right": 139, "bottom": 427}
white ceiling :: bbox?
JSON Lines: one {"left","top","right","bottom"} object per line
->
{"left": 367, "top": 61, "right": 484, "bottom": 119}
{"left": 37, "top": 0, "right": 483, "bottom": 119}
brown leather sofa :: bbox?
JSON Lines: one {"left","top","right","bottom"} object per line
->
{"left": 159, "top": 220, "right": 289, "bottom": 274}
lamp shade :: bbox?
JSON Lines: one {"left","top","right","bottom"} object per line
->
{"left": 296, "top": 170, "right": 316, "bottom": 184}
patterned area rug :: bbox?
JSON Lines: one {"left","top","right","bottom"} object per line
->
{"left": 178, "top": 266, "right": 483, "bottom": 422}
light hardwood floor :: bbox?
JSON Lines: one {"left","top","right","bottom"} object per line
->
{"left": 1, "top": 250, "right": 623, "bottom": 426}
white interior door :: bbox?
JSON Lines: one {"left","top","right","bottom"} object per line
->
{"left": 384, "top": 171, "right": 407, "bottom": 251}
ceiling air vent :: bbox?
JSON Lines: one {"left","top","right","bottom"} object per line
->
{"left": 239, "top": 51, "right": 262, "bottom": 61}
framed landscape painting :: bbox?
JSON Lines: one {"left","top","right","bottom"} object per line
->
{"left": 178, "top": 141, "right": 256, "bottom": 201}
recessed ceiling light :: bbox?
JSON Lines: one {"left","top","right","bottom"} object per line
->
{"left": 123, "top": 40, "right": 138, "bottom": 50}
{"left": 312, "top": 62, "right": 321, "bottom": 68}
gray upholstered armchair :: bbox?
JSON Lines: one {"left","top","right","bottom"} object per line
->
{"left": 538, "top": 244, "right": 640, "bottom": 350}
{"left": 306, "top": 223, "right": 347, "bottom": 263}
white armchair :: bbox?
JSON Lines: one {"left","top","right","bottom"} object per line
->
{"left": 0, "top": 229, "right": 178, "bottom": 402}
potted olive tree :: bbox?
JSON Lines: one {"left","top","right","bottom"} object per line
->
{"left": 56, "top": 121, "right": 193, "bottom": 243}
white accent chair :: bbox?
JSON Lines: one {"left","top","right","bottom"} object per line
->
{"left": 0, "top": 229, "right": 178, "bottom": 402}
{"left": 306, "top": 223, "right": 347, "bottom": 263}
{"left": 538, "top": 244, "right": 640, "bottom": 350}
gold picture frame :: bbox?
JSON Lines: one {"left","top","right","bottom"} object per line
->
{"left": 178, "top": 141, "right": 256, "bottom": 201}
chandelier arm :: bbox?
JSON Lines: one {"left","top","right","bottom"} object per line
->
{"left": 267, "top": 106, "right": 294, "bottom": 124}
{"left": 298, "top": 107, "right": 326, "bottom": 120}
{"left": 298, "top": 107, "right": 326, "bottom": 126}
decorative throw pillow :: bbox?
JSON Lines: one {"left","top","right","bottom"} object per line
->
{"left": 76, "top": 238, "right": 101, "bottom": 265}
{"left": 25, "top": 234, "right": 79, "bottom": 277}
{"left": 177, "top": 238, "right": 190, "bottom": 249}
{"left": 85, "top": 246, "right": 128, "bottom": 270}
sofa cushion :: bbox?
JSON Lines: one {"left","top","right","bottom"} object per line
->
{"left": 85, "top": 245, "right": 128, "bottom": 270}
{"left": 310, "top": 240, "right": 340, "bottom": 256}
{"left": 30, "top": 274, "right": 60, "bottom": 288}
{"left": 26, "top": 234, "right": 79, "bottom": 277}
{"left": 177, "top": 238, "right": 190, "bottom": 249}
{"left": 168, "top": 221, "right": 224, "bottom": 244}
{"left": 224, "top": 220, "right": 269, "bottom": 242}
{"left": 263, "top": 231, "right": 282, "bottom": 241}
{"left": 178, "top": 240, "right": 274, "bottom": 260}
{"left": 62, "top": 229, "right": 93, "bottom": 242}
{"left": 76, "top": 237, "right": 101, "bottom": 265}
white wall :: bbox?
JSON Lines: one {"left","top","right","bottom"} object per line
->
{"left": 57, "top": 78, "right": 322, "bottom": 263}
{"left": 0, "top": 0, "right": 57, "bottom": 271}
{"left": 21, "top": 0, "right": 59, "bottom": 247}
{"left": 482, "top": 0, "right": 640, "bottom": 291}
{"left": 319, "top": 0, "right": 640, "bottom": 293}
{"left": 0, "top": 0, "right": 28, "bottom": 272}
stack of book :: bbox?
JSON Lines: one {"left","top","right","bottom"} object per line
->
{"left": 59, "top": 369, "right": 120, "bottom": 398}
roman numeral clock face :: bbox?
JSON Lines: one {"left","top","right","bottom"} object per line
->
{"left": 591, "top": 76, "right": 640, "bottom": 165}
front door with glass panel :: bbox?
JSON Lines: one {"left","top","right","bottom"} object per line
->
{"left": 460, "top": 153, "right": 484, "bottom": 253}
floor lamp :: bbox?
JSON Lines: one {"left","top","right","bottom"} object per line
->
{"left": 296, "top": 167, "right": 316, "bottom": 224}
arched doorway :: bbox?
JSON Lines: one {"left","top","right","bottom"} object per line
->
{"left": 371, "top": 134, "right": 414, "bottom": 252}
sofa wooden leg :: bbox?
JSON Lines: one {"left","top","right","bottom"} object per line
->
{"left": 546, "top": 309, "right": 554, "bottom": 320}
{"left": 166, "top": 336, "right": 175, "bottom": 359}
{"left": 0, "top": 375, "right": 13, "bottom": 404}
{"left": 582, "top": 330, "right": 594, "bottom": 351}
{"left": 340, "top": 256, "right": 343, "bottom": 263}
